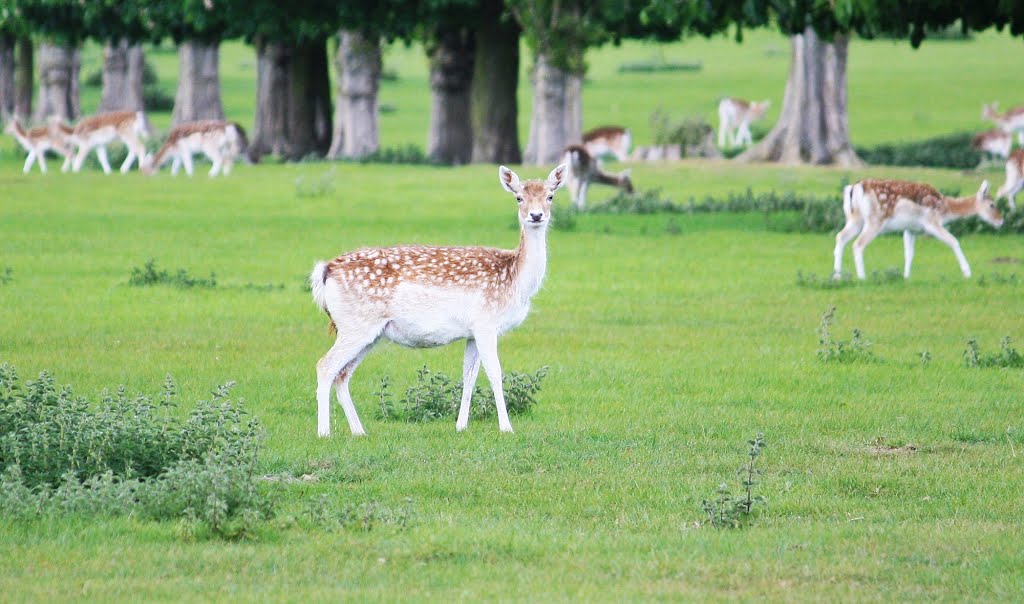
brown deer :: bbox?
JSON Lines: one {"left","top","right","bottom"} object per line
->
{"left": 996, "top": 148, "right": 1024, "bottom": 211}
{"left": 309, "top": 164, "right": 567, "bottom": 437}
{"left": 582, "top": 126, "right": 632, "bottom": 162}
{"left": 718, "top": 97, "right": 769, "bottom": 148}
{"left": 562, "top": 144, "right": 633, "bottom": 210}
{"left": 69, "top": 110, "right": 150, "bottom": 174}
{"left": 4, "top": 118, "right": 73, "bottom": 174}
{"left": 834, "top": 179, "right": 1003, "bottom": 280}
{"left": 143, "top": 120, "right": 252, "bottom": 177}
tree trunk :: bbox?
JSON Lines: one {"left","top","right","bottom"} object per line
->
{"left": 523, "top": 53, "right": 582, "bottom": 165}
{"left": 35, "top": 43, "right": 79, "bottom": 121}
{"left": 427, "top": 28, "right": 475, "bottom": 165}
{"left": 328, "top": 30, "right": 381, "bottom": 160}
{"left": 99, "top": 39, "right": 144, "bottom": 112}
{"left": 738, "top": 28, "right": 861, "bottom": 166}
{"left": 14, "top": 37, "right": 32, "bottom": 120}
{"left": 252, "top": 38, "right": 331, "bottom": 161}
{"left": 470, "top": 2, "right": 520, "bottom": 164}
{"left": 172, "top": 39, "right": 225, "bottom": 125}
{"left": 0, "top": 35, "right": 13, "bottom": 121}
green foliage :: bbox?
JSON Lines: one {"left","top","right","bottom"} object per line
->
{"left": 374, "top": 365, "right": 548, "bottom": 423}
{"left": 817, "top": 307, "right": 873, "bottom": 363}
{"left": 796, "top": 268, "right": 903, "bottom": 289}
{"left": 294, "top": 169, "right": 337, "bottom": 198}
{"left": 856, "top": 132, "right": 982, "bottom": 170}
{"left": 649, "top": 109, "right": 713, "bottom": 147}
{"left": 353, "top": 145, "right": 437, "bottom": 165}
{"left": 701, "top": 433, "right": 766, "bottom": 529}
{"left": 618, "top": 58, "right": 701, "bottom": 73}
{"left": 129, "top": 259, "right": 217, "bottom": 288}
{"left": 84, "top": 58, "right": 159, "bottom": 87}
{"left": 963, "top": 336, "right": 1024, "bottom": 369}
{"left": 142, "top": 85, "right": 175, "bottom": 112}
{"left": 0, "top": 267, "right": 11, "bottom": 286}
{"left": 302, "top": 494, "right": 414, "bottom": 532}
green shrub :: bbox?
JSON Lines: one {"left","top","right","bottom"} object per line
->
{"left": 129, "top": 259, "right": 217, "bottom": 288}
{"left": 650, "top": 109, "right": 713, "bottom": 147}
{"left": 817, "top": 307, "right": 873, "bottom": 363}
{"left": 963, "top": 336, "right": 1024, "bottom": 369}
{"left": 618, "top": 59, "right": 702, "bottom": 73}
{"left": 701, "top": 433, "right": 766, "bottom": 529}
{"left": 856, "top": 132, "right": 981, "bottom": 169}
{"left": 143, "top": 86, "right": 175, "bottom": 112}
{"left": 353, "top": 145, "right": 437, "bottom": 165}
{"left": 0, "top": 267, "right": 11, "bottom": 286}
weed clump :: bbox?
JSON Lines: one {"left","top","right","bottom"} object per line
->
{"left": 701, "top": 433, "right": 766, "bottom": 529}
{"left": 129, "top": 259, "right": 217, "bottom": 288}
{"left": 302, "top": 494, "right": 414, "bottom": 532}
{"left": 817, "top": 307, "right": 873, "bottom": 363}
{"left": 374, "top": 365, "right": 548, "bottom": 423}
{"left": 963, "top": 336, "right": 1024, "bottom": 369}
{"left": 0, "top": 267, "right": 11, "bottom": 286}
{"left": 0, "top": 364, "right": 271, "bottom": 539}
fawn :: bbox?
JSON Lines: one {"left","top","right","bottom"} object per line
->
{"left": 717, "top": 98, "right": 769, "bottom": 148}
{"left": 143, "top": 120, "right": 251, "bottom": 177}
{"left": 562, "top": 144, "right": 633, "bottom": 210}
{"left": 582, "top": 126, "right": 632, "bottom": 162}
{"left": 310, "top": 164, "right": 567, "bottom": 436}
{"left": 69, "top": 110, "right": 150, "bottom": 174}
{"left": 4, "top": 117, "right": 73, "bottom": 174}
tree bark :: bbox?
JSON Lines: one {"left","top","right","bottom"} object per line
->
{"left": 172, "top": 39, "right": 225, "bottom": 125}
{"left": 328, "top": 30, "right": 381, "bottom": 160}
{"left": 100, "top": 38, "right": 144, "bottom": 112}
{"left": 427, "top": 27, "right": 475, "bottom": 165}
{"left": 0, "top": 35, "right": 13, "bottom": 121}
{"left": 470, "top": 2, "right": 521, "bottom": 164}
{"left": 14, "top": 37, "right": 32, "bottom": 120}
{"left": 252, "top": 38, "right": 331, "bottom": 161}
{"left": 737, "top": 28, "right": 861, "bottom": 166}
{"left": 523, "top": 53, "right": 581, "bottom": 165}
{"left": 35, "top": 43, "right": 79, "bottom": 121}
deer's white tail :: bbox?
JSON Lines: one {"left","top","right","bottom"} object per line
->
{"left": 841, "top": 183, "right": 856, "bottom": 219}
{"left": 310, "top": 261, "right": 330, "bottom": 311}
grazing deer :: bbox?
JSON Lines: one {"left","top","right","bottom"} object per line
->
{"left": 69, "top": 110, "right": 150, "bottom": 174}
{"left": 309, "top": 164, "right": 567, "bottom": 437}
{"left": 996, "top": 148, "right": 1024, "bottom": 211}
{"left": 562, "top": 144, "right": 634, "bottom": 210}
{"left": 972, "top": 129, "right": 1012, "bottom": 159}
{"left": 834, "top": 179, "right": 1003, "bottom": 280}
{"left": 143, "top": 120, "right": 252, "bottom": 177}
{"left": 582, "top": 126, "right": 632, "bottom": 162}
{"left": 4, "top": 118, "right": 73, "bottom": 174}
{"left": 982, "top": 102, "right": 1024, "bottom": 145}
{"left": 717, "top": 98, "right": 769, "bottom": 148}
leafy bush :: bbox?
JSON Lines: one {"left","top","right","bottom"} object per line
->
{"left": 0, "top": 365, "right": 272, "bottom": 538}
{"left": 129, "top": 259, "right": 217, "bottom": 288}
{"left": 353, "top": 145, "right": 437, "bottom": 165}
{"left": 701, "top": 433, "right": 766, "bottom": 529}
{"left": 856, "top": 132, "right": 981, "bottom": 169}
{"left": 649, "top": 109, "right": 713, "bottom": 148}
{"left": 817, "top": 307, "right": 873, "bottom": 363}
{"left": 84, "top": 59, "right": 159, "bottom": 88}
{"left": 143, "top": 86, "right": 175, "bottom": 112}
{"left": 375, "top": 365, "right": 548, "bottom": 423}
{"left": 618, "top": 59, "right": 702, "bottom": 73}
{"left": 0, "top": 267, "right": 11, "bottom": 286}
{"left": 963, "top": 336, "right": 1024, "bottom": 369}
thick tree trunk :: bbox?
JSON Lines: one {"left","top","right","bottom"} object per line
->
{"left": 523, "top": 53, "right": 582, "bottom": 165}
{"left": 427, "top": 28, "right": 475, "bottom": 165}
{"left": 328, "top": 30, "right": 380, "bottom": 160}
{"left": 14, "top": 37, "right": 32, "bottom": 120}
{"left": 252, "top": 38, "right": 331, "bottom": 161}
{"left": 470, "top": 2, "right": 520, "bottom": 164}
{"left": 0, "top": 35, "right": 13, "bottom": 121}
{"left": 35, "top": 43, "right": 79, "bottom": 121}
{"left": 738, "top": 28, "right": 861, "bottom": 166}
{"left": 99, "top": 39, "right": 144, "bottom": 112}
{"left": 172, "top": 39, "right": 225, "bottom": 125}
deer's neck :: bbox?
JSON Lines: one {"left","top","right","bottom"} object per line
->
{"left": 511, "top": 225, "right": 548, "bottom": 302}
{"left": 943, "top": 195, "right": 977, "bottom": 220}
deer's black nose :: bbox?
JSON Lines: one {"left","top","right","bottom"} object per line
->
{"left": 530, "top": 212, "right": 543, "bottom": 222}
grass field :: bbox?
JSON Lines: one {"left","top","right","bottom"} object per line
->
{"left": 3, "top": 30, "right": 1024, "bottom": 602}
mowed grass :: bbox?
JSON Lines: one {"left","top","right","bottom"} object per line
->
{"left": 3, "top": 30, "right": 1024, "bottom": 601}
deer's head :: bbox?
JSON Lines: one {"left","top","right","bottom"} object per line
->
{"left": 974, "top": 180, "right": 1004, "bottom": 228}
{"left": 499, "top": 164, "right": 567, "bottom": 229}
{"left": 982, "top": 102, "right": 1000, "bottom": 120}
{"left": 751, "top": 100, "right": 771, "bottom": 119}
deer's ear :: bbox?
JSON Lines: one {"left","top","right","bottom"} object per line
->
{"left": 499, "top": 166, "right": 521, "bottom": 194}
{"left": 978, "top": 180, "right": 991, "bottom": 199}
{"left": 546, "top": 163, "right": 567, "bottom": 191}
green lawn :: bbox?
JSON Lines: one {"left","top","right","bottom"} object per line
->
{"left": 2, "top": 31, "right": 1024, "bottom": 602}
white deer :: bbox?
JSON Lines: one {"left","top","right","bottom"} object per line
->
{"left": 68, "top": 110, "right": 150, "bottom": 174}
{"left": 563, "top": 144, "right": 633, "bottom": 210}
{"left": 4, "top": 117, "right": 74, "bottom": 174}
{"left": 996, "top": 148, "right": 1024, "bottom": 211}
{"left": 309, "top": 164, "right": 567, "bottom": 437}
{"left": 834, "top": 179, "right": 1003, "bottom": 280}
{"left": 143, "top": 120, "right": 251, "bottom": 177}
{"left": 717, "top": 98, "right": 769, "bottom": 148}
{"left": 972, "top": 129, "right": 1012, "bottom": 160}
{"left": 582, "top": 126, "right": 632, "bottom": 162}
{"left": 983, "top": 102, "right": 1024, "bottom": 145}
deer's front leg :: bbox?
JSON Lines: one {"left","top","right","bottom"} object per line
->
{"left": 473, "top": 330, "right": 513, "bottom": 433}
{"left": 456, "top": 339, "right": 481, "bottom": 432}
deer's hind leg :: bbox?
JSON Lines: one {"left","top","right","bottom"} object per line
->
{"left": 316, "top": 320, "right": 386, "bottom": 437}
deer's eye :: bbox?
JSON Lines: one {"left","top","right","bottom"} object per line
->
{"left": 547, "top": 196, "right": 553, "bottom": 202}
{"left": 516, "top": 197, "right": 524, "bottom": 203}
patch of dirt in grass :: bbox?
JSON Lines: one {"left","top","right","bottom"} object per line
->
{"left": 991, "top": 256, "right": 1023, "bottom": 264}
{"left": 260, "top": 473, "right": 319, "bottom": 484}
{"left": 867, "top": 437, "right": 918, "bottom": 455}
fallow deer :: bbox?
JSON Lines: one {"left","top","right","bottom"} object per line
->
{"left": 69, "top": 110, "right": 150, "bottom": 174}
{"left": 143, "top": 120, "right": 252, "bottom": 177}
{"left": 563, "top": 144, "right": 633, "bottom": 210}
{"left": 834, "top": 179, "right": 1003, "bottom": 280}
{"left": 996, "top": 148, "right": 1024, "bottom": 211}
{"left": 972, "top": 129, "right": 1012, "bottom": 159}
{"left": 4, "top": 118, "right": 73, "bottom": 174}
{"left": 309, "top": 164, "right": 567, "bottom": 437}
{"left": 582, "top": 126, "right": 632, "bottom": 162}
{"left": 982, "top": 102, "right": 1024, "bottom": 145}
{"left": 717, "top": 97, "right": 769, "bottom": 148}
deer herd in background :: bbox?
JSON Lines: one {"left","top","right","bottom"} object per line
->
{"left": 3, "top": 110, "right": 252, "bottom": 177}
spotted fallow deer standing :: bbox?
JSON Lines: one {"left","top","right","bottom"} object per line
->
{"left": 309, "top": 164, "right": 567, "bottom": 437}
{"left": 982, "top": 102, "right": 1024, "bottom": 145}
{"left": 834, "top": 179, "right": 1003, "bottom": 280}
{"left": 582, "top": 126, "right": 632, "bottom": 162}
{"left": 4, "top": 118, "right": 73, "bottom": 174}
{"left": 717, "top": 97, "right": 769, "bottom": 148}
{"left": 143, "top": 120, "right": 252, "bottom": 177}
{"left": 996, "top": 148, "right": 1024, "bottom": 211}
{"left": 562, "top": 144, "right": 633, "bottom": 210}
{"left": 69, "top": 110, "right": 150, "bottom": 174}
